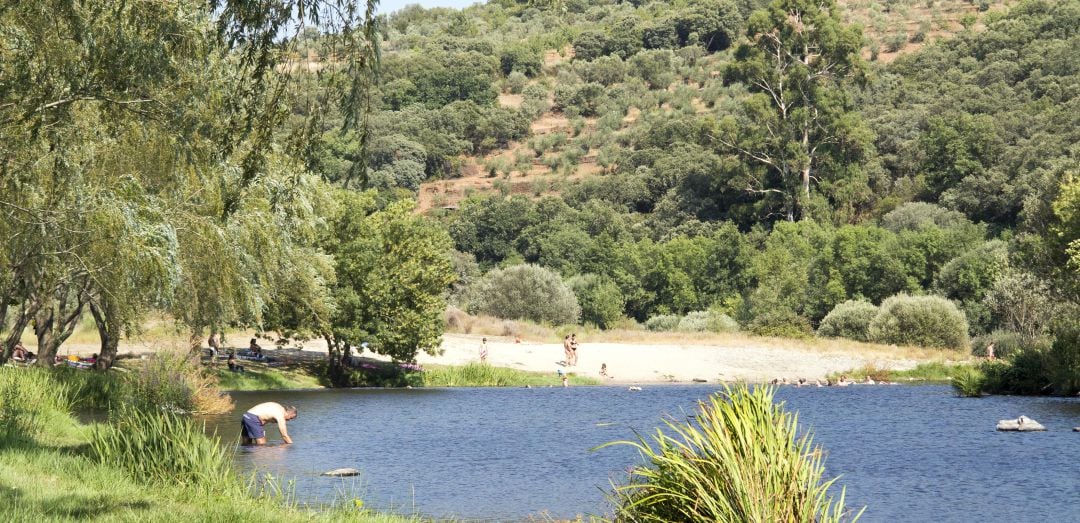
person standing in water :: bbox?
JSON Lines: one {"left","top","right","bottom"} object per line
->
{"left": 241, "top": 402, "right": 297, "bottom": 445}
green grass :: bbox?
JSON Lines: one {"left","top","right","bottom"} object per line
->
{"left": 0, "top": 367, "right": 427, "bottom": 523}
{"left": 213, "top": 364, "right": 324, "bottom": 391}
{"left": 829, "top": 361, "right": 977, "bottom": 383}
{"left": 602, "top": 384, "right": 862, "bottom": 521}
{"left": 420, "top": 362, "right": 600, "bottom": 387}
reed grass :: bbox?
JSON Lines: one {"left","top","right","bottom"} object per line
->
{"left": 420, "top": 362, "right": 599, "bottom": 387}
{"left": 601, "top": 384, "right": 862, "bottom": 522}
{"left": 88, "top": 406, "right": 237, "bottom": 492}
{"left": 950, "top": 366, "right": 985, "bottom": 397}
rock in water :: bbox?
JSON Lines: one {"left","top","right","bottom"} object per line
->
{"left": 1073, "top": 427, "right": 1080, "bottom": 432}
{"left": 996, "top": 415, "right": 1046, "bottom": 432}
{"left": 322, "top": 468, "right": 361, "bottom": 477}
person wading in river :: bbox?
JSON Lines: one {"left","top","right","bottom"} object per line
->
{"left": 240, "top": 402, "right": 297, "bottom": 445}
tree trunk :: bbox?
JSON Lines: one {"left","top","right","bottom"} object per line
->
{"left": 1, "top": 296, "right": 43, "bottom": 364}
{"left": 34, "top": 290, "right": 85, "bottom": 367}
{"left": 89, "top": 300, "right": 119, "bottom": 370}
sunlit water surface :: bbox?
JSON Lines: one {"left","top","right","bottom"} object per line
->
{"left": 204, "top": 385, "right": 1080, "bottom": 522}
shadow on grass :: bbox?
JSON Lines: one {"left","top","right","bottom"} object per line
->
{"left": 0, "top": 479, "right": 152, "bottom": 519}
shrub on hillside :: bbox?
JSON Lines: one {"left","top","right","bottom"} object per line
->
{"left": 468, "top": 264, "right": 580, "bottom": 325}
{"left": 880, "top": 202, "right": 972, "bottom": 232}
{"left": 817, "top": 300, "right": 879, "bottom": 342}
{"left": 505, "top": 71, "right": 527, "bottom": 94}
{"left": 868, "top": 294, "right": 970, "bottom": 350}
{"left": 934, "top": 240, "right": 1009, "bottom": 334}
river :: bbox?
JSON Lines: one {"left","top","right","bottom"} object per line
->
{"left": 204, "top": 385, "right": 1080, "bottom": 522}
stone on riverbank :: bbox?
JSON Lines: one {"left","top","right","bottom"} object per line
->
{"left": 321, "top": 468, "right": 361, "bottom": 477}
{"left": 996, "top": 416, "right": 1045, "bottom": 432}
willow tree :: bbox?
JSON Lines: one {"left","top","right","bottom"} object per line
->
{"left": 0, "top": 0, "right": 381, "bottom": 366}
{"left": 719, "top": 0, "right": 866, "bottom": 222}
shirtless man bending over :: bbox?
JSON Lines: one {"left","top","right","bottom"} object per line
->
{"left": 241, "top": 402, "right": 297, "bottom": 445}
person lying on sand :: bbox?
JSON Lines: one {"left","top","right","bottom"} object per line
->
{"left": 241, "top": 402, "right": 297, "bottom": 445}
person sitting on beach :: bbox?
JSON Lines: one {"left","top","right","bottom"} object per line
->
{"left": 240, "top": 402, "right": 296, "bottom": 445}
{"left": 12, "top": 342, "right": 29, "bottom": 362}
{"left": 227, "top": 351, "right": 244, "bottom": 373}
{"left": 600, "top": 363, "right": 612, "bottom": 378}
{"left": 248, "top": 338, "right": 263, "bottom": 358}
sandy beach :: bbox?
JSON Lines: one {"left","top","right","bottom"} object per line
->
{"left": 52, "top": 331, "right": 933, "bottom": 384}
{"left": 413, "top": 333, "right": 925, "bottom": 384}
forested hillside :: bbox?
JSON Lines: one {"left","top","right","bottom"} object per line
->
{"left": 2, "top": 0, "right": 1078, "bottom": 387}
{"left": 289, "top": 0, "right": 1080, "bottom": 354}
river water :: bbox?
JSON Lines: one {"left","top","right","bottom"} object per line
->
{"left": 204, "top": 385, "right": 1080, "bottom": 522}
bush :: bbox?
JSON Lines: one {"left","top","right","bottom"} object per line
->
{"left": 749, "top": 308, "right": 813, "bottom": 339}
{"left": 868, "top": 294, "right": 970, "bottom": 350}
{"left": 645, "top": 314, "right": 681, "bottom": 332}
{"left": 706, "top": 310, "right": 740, "bottom": 333}
{"left": 880, "top": 202, "right": 971, "bottom": 232}
{"left": 606, "top": 384, "right": 857, "bottom": 522}
{"left": 468, "top": 264, "right": 581, "bottom": 325}
{"left": 123, "top": 352, "right": 233, "bottom": 415}
{"left": 970, "top": 330, "right": 1027, "bottom": 359}
{"left": 677, "top": 311, "right": 712, "bottom": 332}
{"left": 817, "top": 300, "right": 879, "bottom": 342}
{"left": 983, "top": 271, "right": 1056, "bottom": 338}
{"left": 1047, "top": 320, "right": 1080, "bottom": 395}
{"left": 505, "top": 71, "right": 528, "bottom": 94}
{"left": 569, "top": 274, "right": 626, "bottom": 329}
{"left": 951, "top": 366, "right": 985, "bottom": 397}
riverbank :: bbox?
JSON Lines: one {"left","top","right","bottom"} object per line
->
{"left": 37, "top": 316, "right": 970, "bottom": 388}
{"left": 0, "top": 368, "right": 425, "bottom": 523}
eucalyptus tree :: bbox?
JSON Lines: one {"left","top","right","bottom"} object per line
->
{"left": 719, "top": 0, "right": 866, "bottom": 222}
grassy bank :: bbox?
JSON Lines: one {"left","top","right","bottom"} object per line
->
{"left": 212, "top": 364, "right": 324, "bottom": 391}
{"left": 0, "top": 367, "right": 425, "bottom": 523}
{"left": 829, "top": 361, "right": 976, "bottom": 383}
{"left": 420, "top": 362, "right": 599, "bottom": 387}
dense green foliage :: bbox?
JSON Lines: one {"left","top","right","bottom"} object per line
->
{"left": 868, "top": 294, "right": 969, "bottom": 350}
{"left": 605, "top": 384, "right": 859, "bottom": 521}
{"left": 818, "top": 300, "right": 878, "bottom": 342}
{"left": 3, "top": 0, "right": 1078, "bottom": 393}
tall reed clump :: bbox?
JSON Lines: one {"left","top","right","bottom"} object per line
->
{"left": 89, "top": 405, "right": 237, "bottom": 493}
{"left": 0, "top": 368, "right": 70, "bottom": 445}
{"left": 125, "top": 350, "right": 233, "bottom": 414}
{"left": 604, "top": 384, "right": 862, "bottom": 522}
{"left": 950, "top": 366, "right": 985, "bottom": 397}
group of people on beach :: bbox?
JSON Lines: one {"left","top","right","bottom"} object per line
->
{"left": 770, "top": 375, "right": 895, "bottom": 387}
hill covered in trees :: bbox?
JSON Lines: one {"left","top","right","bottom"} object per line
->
{"left": 2, "top": 0, "right": 1078, "bottom": 392}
